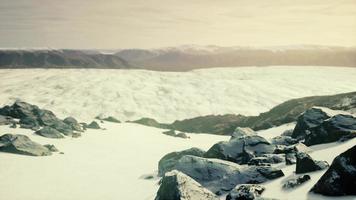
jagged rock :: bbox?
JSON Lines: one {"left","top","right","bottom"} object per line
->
{"left": 63, "top": 117, "right": 83, "bottom": 131}
{"left": 285, "top": 153, "right": 296, "bottom": 165}
{"left": 231, "top": 127, "right": 256, "bottom": 139}
{"left": 172, "top": 155, "right": 284, "bottom": 194}
{"left": 296, "top": 152, "right": 328, "bottom": 174}
{"left": 85, "top": 121, "right": 101, "bottom": 129}
{"left": 226, "top": 184, "right": 265, "bottom": 200}
{"left": 311, "top": 145, "right": 356, "bottom": 196}
{"left": 282, "top": 175, "right": 310, "bottom": 189}
{"left": 274, "top": 143, "right": 312, "bottom": 154}
{"left": 155, "top": 170, "right": 219, "bottom": 200}
{"left": 270, "top": 136, "right": 298, "bottom": 146}
{"left": 162, "top": 130, "right": 190, "bottom": 139}
{"left": 0, "top": 134, "right": 51, "bottom": 156}
{"left": 44, "top": 144, "right": 59, "bottom": 152}
{"left": 304, "top": 114, "right": 356, "bottom": 146}
{"left": 0, "top": 115, "right": 16, "bottom": 125}
{"left": 248, "top": 154, "right": 284, "bottom": 166}
{"left": 292, "top": 107, "right": 331, "bottom": 140}
{"left": 205, "top": 135, "right": 275, "bottom": 164}
{"left": 158, "top": 147, "right": 206, "bottom": 176}
{"left": 35, "top": 126, "right": 65, "bottom": 138}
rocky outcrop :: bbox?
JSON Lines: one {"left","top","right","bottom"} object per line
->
{"left": 85, "top": 121, "right": 101, "bottom": 129}
{"left": 63, "top": 117, "right": 83, "bottom": 131}
{"left": 158, "top": 147, "right": 206, "bottom": 176}
{"left": 247, "top": 154, "right": 284, "bottom": 166}
{"left": 231, "top": 127, "right": 256, "bottom": 139}
{"left": 296, "top": 152, "right": 328, "bottom": 174}
{"left": 0, "top": 134, "right": 52, "bottom": 156}
{"left": 311, "top": 145, "right": 356, "bottom": 196}
{"left": 205, "top": 135, "right": 275, "bottom": 164}
{"left": 304, "top": 114, "right": 356, "bottom": 146}
{"left": 172, "top": 155, "right": 284, "bottom": 194}
{"left": 226, "top": 184, "right": 265, "bottom": 200}
{"left": 282, "top": 175, "right": 310, "bottom": 189}
{"left": 155, "top": 170, "right": 219, "bottom": 200}
{"left": 35, "top": 126, "right": 65, "bottom": 138}
{"left": 274, "top": 143, "right": 312, "bottom": 154}
{"left": 270, "top": 136, "right": 298, "bottom": 146}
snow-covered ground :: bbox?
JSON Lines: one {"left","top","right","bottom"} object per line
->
{"left": 0, "top": 66, "right": 356, "bottom": 123}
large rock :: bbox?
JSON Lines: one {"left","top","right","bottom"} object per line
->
{"left": 295, "top": 152, "right": 328, "bottom": 174}
{"left": 248, "top": 154, "right": 284, "bottom": 166}
{"left": 231, "top": 127, "right": 256, "bottom": 139}
{"left": 35, "top": 126, "right": 65, "bottom": 138}
{"left": 63, "top": 117, "right": 83, "bottom": 131}
{"left": 274, "top": 143, "right": 312, "bottom": 154}
{"left": 292, "top": 108, "right": 330, "bottom": 140}
{"left": 282, "top": 175, "right": 310, "bottom": 189}
{"left": 0, "top": 134, "right": 52, "bottom": 156}
{"left": 205, "top": 135, "right": 275, "bottom": 164}
{"left": 270, "top": 136, "right": 298, "bottom": 146}
{"left": 172, "top": 155, "right": 284, "bottom": 194}
{"left": 158, "top": 147, "right": 206, "bottom": 176}
{"left": 311, "top": 145, "right": 356, "bottom": 196}
{"left": 226, "top": 184, "right": 265, "bottom": 200}
{"left": 155, "top": 170, "right": 219, "bottom": 200}
{"left": 304, "top": 114, "right": 356, "bottom": 146}
{"left": 85, "top": 121, "right": 101, "bottom": 129}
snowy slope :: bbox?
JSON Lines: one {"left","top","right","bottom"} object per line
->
{"left": 1, "top": 66, "right": 356, "bottom": 123}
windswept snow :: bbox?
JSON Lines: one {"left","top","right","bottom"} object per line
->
{"left": 0, "top": 66, "right": 356, "bottom": 123}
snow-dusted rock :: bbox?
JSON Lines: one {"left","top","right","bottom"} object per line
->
{"left": 35, "top": 126, "right": 65, "bottom": 138}
{"left": 158, "top": 147, "right": 206, "bottom": 176}
{"left": 173, "top": 155, "right": 284, "bottom": 194}
{"left": 311, "top": 145, "right": 356, "bottom": 196}
{"left": 205, "top": 135, "right": 275, "bottom": 164}
{"left": 296, "top": 152, "right": 328, "bottom": 174}
{"left": 304, "top": 114, "right": 356, "bottom": 146}
{"left": 274, "top": 143, "right": 312, "bottom": 154}
{"left": 231, "top": 127, "right": 256, "bottom": 139}
{"left": 282, "top": 175, "right": 310, "bottom": 189}
{"left": 0, "top": 134, "right": 52, "bottom": 156}
{"left": 155, "top": 170, "right": 219, "bottom": 200}
{"left": 226, "top": 184, "right": 265, "bottom": 200}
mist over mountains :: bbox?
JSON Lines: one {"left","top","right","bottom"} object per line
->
{"left": 1, "top": 45, "right": 355, "bottom": 71}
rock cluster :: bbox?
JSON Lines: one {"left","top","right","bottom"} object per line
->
{"left": 0, "top": 134, "right": 52, "bottom": 156}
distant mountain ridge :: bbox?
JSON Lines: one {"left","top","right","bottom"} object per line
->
{"left": 1, "top": 45, "right": 356, "bottom": 71}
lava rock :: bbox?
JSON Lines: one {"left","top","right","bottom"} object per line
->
{"left": 205, "top": 135, "right": 275, "bottom": 164}
{"left": 282, "top": 175, "right": 311, "bottom": 189}
{"left": 296, "top": 152, "right": 328, "bottom": 174}
{"left": 292, "top": 108, "right": 331, "bottom": 140}
{"left": 155, "top": 170, "right": 219, "bottom": 200}
{"left": 231, "top": 127, "right": 256, "bottom": 139}
{"left": 0, "top": 134, "right": 52, "bottom": 156}
{"left": 304, "top": 114, "right": 356, "bottom": 146}
{"left": 158, "top": 147, "right": 206, "bottom": 176}
{"left": 172, "top": 155, "right": 284, "bottom": 194}
{"left": 44, "top": 144, "right": 59, "bottom": 152}
{"left": 85, "top": 121, "right": 101, "bottom": 129}
{"left": 311, "top": 145, "right": 356, "bottom": 196}
{"left": 226, "top": 184, "right": 265, "bottom": 200}
{"left": 63, "top": 117, "right": 83, "bottom": 131}
{"left": 35, "top": 126, "right": 65, "bottom": 138}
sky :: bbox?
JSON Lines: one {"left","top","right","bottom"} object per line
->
{"left": 0, "top": 0, "right": 355, "bottom": 49}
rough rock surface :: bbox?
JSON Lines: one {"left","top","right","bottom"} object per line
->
{"left": 270, "top": 136, "right": 298, "bottom": 146}
{"left": 158, "top": 147, "right": 206, "bottom": 176}
{"left": 35, "top": 126, "right": 65, "bottom": 138}
{"left": 285, "top": 153, "right": 296, "bottom": 165}
{"left": 0, "top": 115, "right": 16, "bottom": 125}
{"left": 311, "top": 145, "right": 356, "bottom": 196}
{"left": 282, "top": 175, "right": 311, "bottom": 189}
{"left": 63, "top": 117, "right": 83, "bottom": 131}
{"left": 226, "top": 184, "right": 265, "bottom": 200}
{"left": 304, "top": 114, "right": 356, "bottom": 146}
{"left": 248, "top": 154, "right": 284, "bottom": 166}
{"left": 296, "top": 152, "right": 328, "bottom": 174}
{"left": 172, "top": 155, "right": 284, "bottom": 194}
{"left": 274, "top": 143, "right": 312, "bottom": 154}
{"left": 205, "top": 135, "right": 275, "bottom": 164}
{"left": 155, "top": 170, "right": 219, "bottom": 200}
{"left": 0, "top": 134, "right": 52, "bottom": 156}
{"left": 231, "top": 127, "right": 256, "bottom": 139}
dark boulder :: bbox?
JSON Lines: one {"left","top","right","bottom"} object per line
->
{"left": 311, "top": 145, "right": 356, "bottom": 196}
{"left": 63, "top": 117, "right": 83, "bottom": 131}
{"left": 155, "top": 170, "right": 219, "bottom": 200}
{"left": 226, "top": 184, "right": 265, "bottom": 200}
{"left": 296, "top": 152, "right": 328, "bottom": 174}
{"left": 270, "top": 136, "right": 298, "bottom": 146}
{"left": 274, "top": 143, "right": 312, "bottom": 154}
{"left": 292, "top": 108, "right": 330, "bottom": 140}
{"left": 205, "top": 135, "right": 275, "bottom": 164}
{"left": 282, "top": 175, "right": 310, "bottom": 189}
{"left": 35, "top": 126, "right": 65, "bottom": 138}
{"left": 248, "top": 154, "right": 284, "bottom": 166}
{"left": 172, "top": 155, "right": 284, "bottom": 194}
{"left": 85, "top": 121, "right": 101, "bottom": 129}
{"left": 158, "top": 147, "right": 206, "bottom": 176}
{"left": 304, "top": 114, "right": 356, "bottom": 146}
{"left": 0, "top": 134, "right": 52, "bottom": 156}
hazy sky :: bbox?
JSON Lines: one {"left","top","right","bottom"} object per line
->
{"left": 0, "top": 0, "right": 355, "bottom": 49}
